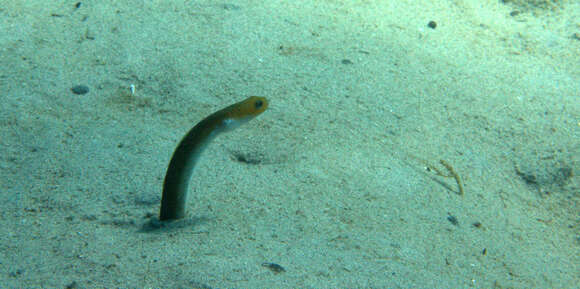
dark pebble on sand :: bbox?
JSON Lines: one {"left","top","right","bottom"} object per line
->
{"left": 427, "top": 20, "right": 437, "bottom": 29}
{"left": 262, "top": 262, "right": 286, "bottom": 274}
{"left": 71, "top": 85, "right": 89, "bottom": 95}
{"left": 447, "top": 214, "right": 459, "bottom": 226}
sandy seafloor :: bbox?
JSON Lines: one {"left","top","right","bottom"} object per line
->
{"left": 0, "top": 0, "right": 578, "bottom": 288}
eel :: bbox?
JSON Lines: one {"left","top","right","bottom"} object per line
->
{"left": 160, "top": 96, "right": 268, "bottom": 221}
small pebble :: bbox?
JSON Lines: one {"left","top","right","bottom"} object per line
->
{"left": 71, "top": 85, "right": 89, "bottom": 95}
{"left": 222, "top": 4, "right": 241, "bottom": 10}
{"left": 341, "top": 59, "right": 353, "bottom": 65}
{"left": 447, "top": 214, "right": 459, "bottom": 226}
{"left": 427, "top": 21, "right": 437, "bottom": 29}
{"left": 262, "top": 262, "right": 286, "bottom": 274}
{"left": 509, "top": 10, "right": 520, "bottom": 16}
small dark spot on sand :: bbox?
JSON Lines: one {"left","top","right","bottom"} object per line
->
{"left": 9, "top": 268, "right": 25, "bottom": 277}
{"left": 232, "top": 152, "right": 262, "bottom": 164}
{"left": 71, "top": 84, "right": 89, "bottom": 95}
{"left": 262, "top": 262, "right": 286, "bottom": 274}
{"left": 221, "top": 4, "right": 241, "bottom": 10}
{"left": 427, "top": 20, "right": 437, "bottom": 29}
{"left": 447, "top": 214, "right": 459, "bottom": 226}
{"left": 341, "top": 59, "right": 353, "bottom": 65}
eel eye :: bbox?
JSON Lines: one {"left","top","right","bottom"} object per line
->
{"left": 254, "top": 100, "right": 263, "bottom": 109}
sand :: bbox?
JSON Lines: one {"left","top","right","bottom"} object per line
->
{"left": 1, "top": 0, "right": 578, "bottom": 287}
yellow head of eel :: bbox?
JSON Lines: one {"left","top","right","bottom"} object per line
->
{"left": 225, "top": 96, "right": 268, "bottom": 119}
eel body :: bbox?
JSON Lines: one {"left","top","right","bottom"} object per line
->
{"left": 160, "top": 96, "right": 268, "bottom": 220}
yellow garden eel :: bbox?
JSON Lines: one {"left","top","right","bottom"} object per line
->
{"left": 160, "top": 96, "right": 268, "bottom": 221}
